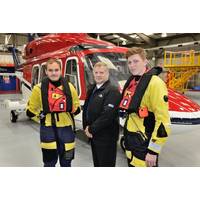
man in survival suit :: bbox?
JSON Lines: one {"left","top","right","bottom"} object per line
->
{"left": 26, "top": 58, "right": 80, "bottom": 167}
{"left": 82, "top": 62, "right": 121, "bottom": 167}
{"left": 119, "top": 47, "right": 171, "bottom": 167}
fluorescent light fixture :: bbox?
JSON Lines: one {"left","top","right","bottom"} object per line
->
{"left": 122, "top": 40, "right": 127, "bottom": 45}
{"left": 161, "top": 33, "right": 167, "bottom": 37}
{"left": 97, "top": 34, "right": 100, "bottom": 40}
{"left": 113, "top": 34, "right": 120, "bottom": 38}
{"left": 144, "top": 33, "right": 154, "bottom": 36}
{"left": 119, "top": 37, "right": 127, "bottom": 41}
{"left": 130, "top": 34, "right": 139, "bottom": 38}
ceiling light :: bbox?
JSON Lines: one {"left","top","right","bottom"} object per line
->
{"left": 119, "top": 37, "right": 127, "bottom": 41}
{"left": 130, "top": 34, "right": 139, "bottom": 38}
{"left": 144, "top": 33, "right": 154, "bottom": 36}
{"left": 113, "top": 34, "right": 120, "bottom": 38}
{"left": 161, "top": 33, "right": 167, "bottom": 37}
{"left": 122, "top": 40, "right": 127, "bottom": 45}
{"left": 97, "top": 34, "right": 100, "bottom": 40}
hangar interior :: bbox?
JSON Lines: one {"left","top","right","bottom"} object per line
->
{"left": 0, "top": 33, "right": 200, "bottom": 166}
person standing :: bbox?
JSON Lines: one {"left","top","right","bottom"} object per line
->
{"left": 119, "top": 47, "right": 171, "bottom": 167}
{"left": 83, "top": 62, "right": 121, "bottom": 167}
{"left": 26, "top": 58, "right": 80, "bottom": 167}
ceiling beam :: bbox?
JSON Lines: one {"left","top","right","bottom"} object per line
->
{"left": 157, "top": 33, "right": 200, "bottom": 42}
{"left": 135, "top": 33, "right": 156, "bottom": 46}
{"left": 126, "top": 43, "right": 147, "bottom": 48}
{"left": 100, "top": 33, "right": 115, "bottom": 38}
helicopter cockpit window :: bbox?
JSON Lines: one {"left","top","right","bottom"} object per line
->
{"left": 31, "top": 66, "right": 39, "bottom": 88}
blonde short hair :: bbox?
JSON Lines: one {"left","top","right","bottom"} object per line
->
{"left": 93, "top": 62, "right": 109, "bottom": 72}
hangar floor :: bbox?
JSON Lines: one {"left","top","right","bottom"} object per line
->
{"left": 0, "top": 92, "right": 200, "bottom": 167}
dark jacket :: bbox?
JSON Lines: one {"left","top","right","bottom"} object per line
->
{"left": 83, "top": 80, "right": 121, "bottom": 142}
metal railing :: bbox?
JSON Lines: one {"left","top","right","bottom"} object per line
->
{"left": 164, "top": 50, "right": 200, "bottom": 93}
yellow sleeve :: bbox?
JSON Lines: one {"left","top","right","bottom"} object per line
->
{"left": 68, "top": 82, "right": 80, "bottom": 115}
{"left": 26, "top": 84, "right": 42, "bottom": 116}
{"left": 147, "top": 76, "right": 171, "bottom": 154}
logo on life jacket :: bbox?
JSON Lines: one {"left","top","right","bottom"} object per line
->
{"left": 48, "top": 82, "right": 67, "bottom": 112}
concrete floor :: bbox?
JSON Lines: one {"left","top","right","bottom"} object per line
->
{"left": 0, "top": 92, "right": 200, "bottom": 167}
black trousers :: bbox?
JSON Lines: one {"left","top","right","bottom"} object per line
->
{"left": 91, "top": 139, "right": 117, "bottom": 167}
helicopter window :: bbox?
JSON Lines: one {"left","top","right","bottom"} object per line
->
{"left": 31, "top": 65, "right": 39, "bottom": 88}
{"left": 65, "top": 58, "right": 80, "bottom": 95}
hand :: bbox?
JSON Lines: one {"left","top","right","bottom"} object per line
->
{"left": 85, "top": 126, "right": 93, "bottom": 138}
{"left": 145, "top": 153, "right": 157, "bottom": 167}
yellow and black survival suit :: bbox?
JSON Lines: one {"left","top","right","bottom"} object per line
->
{"left": 26, "top": 77, "right": 80, "bottom": 167}
{"left": 119, "top": 67, "right": 171, "bottom": 167}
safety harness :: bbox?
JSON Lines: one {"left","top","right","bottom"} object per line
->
{"left": 40, "top": 77, "right": 77, "bottom": 132}
{"left": 120, "top": 67, "right": 162, "bottom": 117}
{"left": 41, "top": 77, "right": 73, "bottom": 114}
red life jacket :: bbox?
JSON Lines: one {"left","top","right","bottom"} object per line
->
{"left": 119, "top": 78, "right": 138, "bottom": 110}
{"left": 119, "top": 76, "right": 149, "bottom": 118}
{"left": 41, "top": 77, "right": 72, "bottom": 114}
{"left": 119, "top": 67, "right": 163, "bottom": 118}
{"left": 48, "top": 82, "right": 67, "bottom": 112}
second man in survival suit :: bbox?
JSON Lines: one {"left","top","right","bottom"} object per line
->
{"left": 26, "top": 58, "right": 80, "bottom": 167}
{"left": 119, "top": 47, "right": 171, "bottom": 167}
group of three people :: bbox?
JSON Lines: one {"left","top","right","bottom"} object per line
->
{"left": 26, "top": 47, "right": 171, "bottom": 167}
